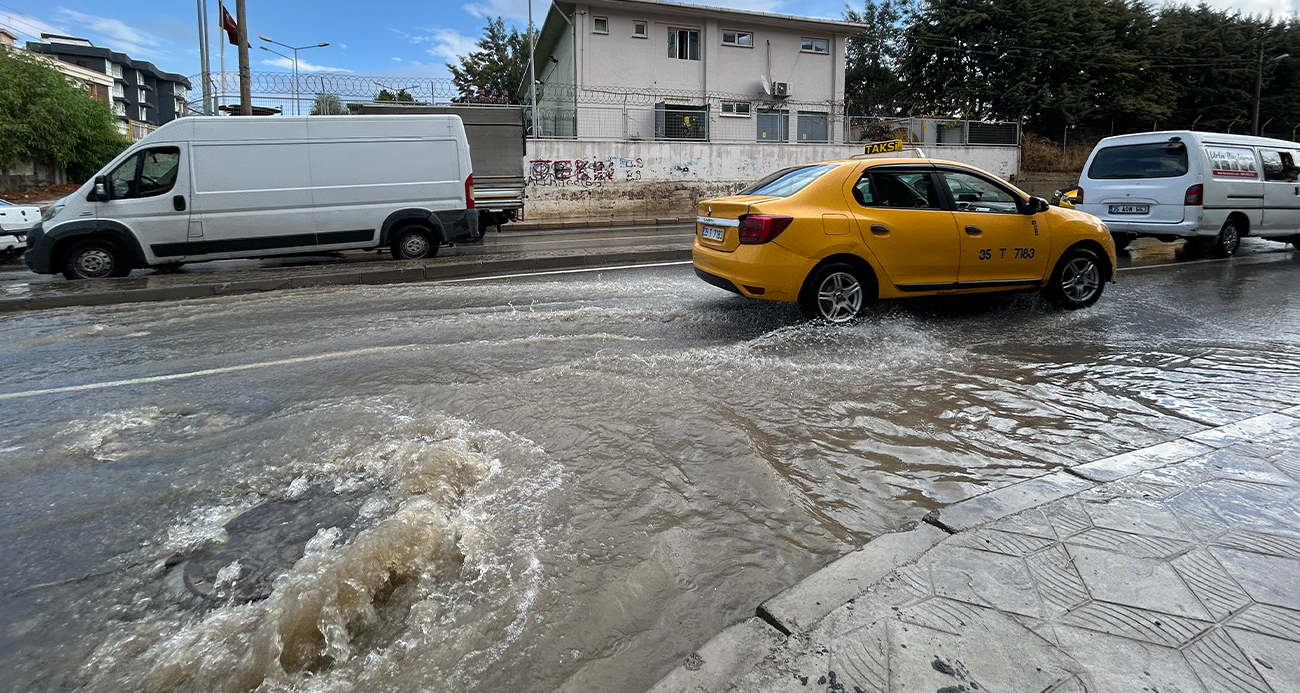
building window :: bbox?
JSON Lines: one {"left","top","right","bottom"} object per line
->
{"left": 801, "top": 37, "right": 829, "bottom": 54}
{"left": 593, "top": 16, "right": 608, "bottom": 34}
{"left": 757, "top": 110, "right": 788, "bottom": 142}
{"left": 797, "top": 112, "right": 829, "bottom": 142}
{"left": 720, "top": 101, "right": 751, "bottom": 117}
{"left": 722, "top": 30, "right": 752, "bottom": 47}
{"left": 139, "top": 106, "right": 148, "bottom": 120}
{"left": 108, "top": 62, "right": 123, "bottom": 79}
{"left": 668, "top": 28, "right": 700, "bottom": 60}
{"left": 112, "top": 83, "right": 125, "bottom": 100}
{"left": 632, "top": 20, "right": 647, "bottom": 37}
{"left": 138, "top": 87, "right": 147, "bottom": 101}
{"left": 655, "top": 102, "right": 708, "bottom": 140}
{"left": 136, "top": 70, "right": 145, "bottom": 84}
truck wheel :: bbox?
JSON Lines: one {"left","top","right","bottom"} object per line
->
{"left": 62, "top": 239, "right": 130, "bottom": 280}
{"left": 390, "top": 226, "right": 438, "bottom": 260}
{"left": 1044, "top": 247, "right": 1104, "bottom": 309}
{"left": 1111, "top": 233, "right": 1134, "bottom": 251}
{"left": 799, "top": 262, "right": 873, "bottom": 323}
{"left": 1209, "top": 219, "right": 1241, "bottom": 258}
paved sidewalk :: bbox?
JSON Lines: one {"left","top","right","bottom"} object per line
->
{"left": 653, "top": 407, "right": 1300, "bottom": 693}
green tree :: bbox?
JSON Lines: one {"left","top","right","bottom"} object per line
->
{"left": 0, "top": 50, "right": 128, "bottom": 181}
{"left": 843, "top": 0, "right": 913, "bottom": 115}
{"left": 448, "top": 17, "right": 530, "bottom": 103}
{"left": 374, "top": 88, "right": 416, "bottom": 103}
{"left": 310, "top": 92, "right": 346, "bottom": 115}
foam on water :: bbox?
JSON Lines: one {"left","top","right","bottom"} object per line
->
{"left": 72, "top": 404, "right": 566, "bottom": 693}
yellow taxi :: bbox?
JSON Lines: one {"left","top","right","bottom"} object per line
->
{"left": 692, "top": 158, "right": 1117, "bottom": 322}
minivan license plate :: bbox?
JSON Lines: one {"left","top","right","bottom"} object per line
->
{"left": 701, "top": 225, "right": 726, "bottom": 241}
{"left": 1109, "top": 204, "right": 1150, "bottom": 215}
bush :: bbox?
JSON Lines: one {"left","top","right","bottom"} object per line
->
{"left": 0, "top": 50, "right": 129, "bottom": 181}
{"left": 1021, "top": 133, "right": 1096, "bottom": 174}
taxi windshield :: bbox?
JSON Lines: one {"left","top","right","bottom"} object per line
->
{"left": 740, "top": 164, "right": 838, "bottom": 197}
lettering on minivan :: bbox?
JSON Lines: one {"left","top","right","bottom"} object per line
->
{"left": 1087, "top": 142, "right": 1188, "bottom": 179}
{"left": 1206, "top": 146, "right": 1260, "bottom": 179}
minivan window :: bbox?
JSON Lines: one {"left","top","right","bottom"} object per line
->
{"left": 740, "top": 164, "right": 837, "bottom": 197}
{"left": 107, "top": 147, "right": 181, "bottom": 199}
{"left": 1088, "top": 142, "right": 1189, "bottom": 179}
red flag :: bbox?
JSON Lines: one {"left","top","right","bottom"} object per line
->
{"left": 220, "top": 2, "right": 239, "bottom": 46}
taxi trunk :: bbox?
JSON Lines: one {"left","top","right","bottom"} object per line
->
{"left": 696, "top": 196, "right": 776, "bottom": 252}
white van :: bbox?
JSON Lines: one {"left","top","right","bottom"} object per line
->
{"left": 27, "top": 115, "right": 478, "bottom": 279}
{"left": 1076, "top": 131, "right": 1300, "bottom": 256}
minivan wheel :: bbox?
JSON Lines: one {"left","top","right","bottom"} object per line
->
{"left": 1210, "top": 220, "right": 1241, "bottom": 258}
{"left": 1044, "top": 248, "right": 1104, "bottom": 309}
{"left": 1111, "top": 232, "right": 1134, "bottom": 251}
{"left": 800, "top": 263, "right": 872, "bottom": 323}
{"left": 62, "top": 239, "right": 130, "bottom": 280}
{"left": 390, "top": 226, "right": 438, "bottom": 260}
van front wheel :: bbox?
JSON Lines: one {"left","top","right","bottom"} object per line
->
{"left": 62, "top": 239, "right": 130, "bottom": 280}
{"left": 390, "top": 226, "right": 438, "bottom": 260}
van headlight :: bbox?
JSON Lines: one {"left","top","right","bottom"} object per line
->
{"left": 41, "top": 203, "right": 63, "bottom": 222}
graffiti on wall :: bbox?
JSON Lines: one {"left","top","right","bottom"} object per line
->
{"left": 528, "top": 156, "right": 649, "bottom": 186}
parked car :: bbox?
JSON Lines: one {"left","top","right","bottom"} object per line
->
{"left": 0, "top": 199, "right": 40, "bottom": 260}
{"left": 26, "top": 114, "right": 477, "bottom": 279}
{"left": 1075, "top": 131, "right": 1300, "bottom": 255}
{"left": 693, "top": 158, "right": 1117, "bottom": 323}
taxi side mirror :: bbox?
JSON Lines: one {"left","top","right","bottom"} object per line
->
{"left": 1027, "top": 196, "right": 1049, "bottom": 214}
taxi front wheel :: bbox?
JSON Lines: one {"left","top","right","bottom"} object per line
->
{"left": 800, "top": 262, "right": 874, "bottom": 324}
{"left": 1044, "top": 248, "right": 1105, "bottom": 309}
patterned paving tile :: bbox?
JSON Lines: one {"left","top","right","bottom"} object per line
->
{"left": 1215, "top": 528, "right": 1300, "bottom": 560}
{"left": 949, "top": 527, "right": 1056, "bottom": 557}
{"left": 1172, "top": 549, "right": 1252, "bottom": 622}
{"left": 1068, "top": 545, "right": 1211, "bottom": 620}
{"left": 1043, "top": 497, "right": 1094, "bottom": 539}
{"left": 1183, "top": 627, "right": 1271, "bottom": 693}
{"left": 1025, "top": 543, "right": 1091, "bottom": 616}
{"left": 1228, "top": 603, "right": 1300, "bottom": 643}
{"left": 1060, "top": 601, "right": 1211, "bottom": 647}
{"left": 1227, "top": 627, "right": 1300, "bottom": 693}
{"left": 1067, "top": 526, "right": 1191, "bottom": 559}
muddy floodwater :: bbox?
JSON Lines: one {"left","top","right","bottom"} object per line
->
{"left": 2, "top": 247, "right": 1300, "bottom": 692}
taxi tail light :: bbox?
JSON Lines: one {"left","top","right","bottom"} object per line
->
{"left": 1184, "top": 184, "right": 1203, "bottom": 206}
{"left": 1074, "top": 187, "right": 1084, "bottom": 203}
{"left": 738, "top": 214, "right": 793, "bottom": 244}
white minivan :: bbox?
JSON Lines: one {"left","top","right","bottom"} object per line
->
{"left": 27, "top": 115, "right": 478, "bottom": 279}
{"left": 1076, "top": 131, "right": 1300, "bottom": 256}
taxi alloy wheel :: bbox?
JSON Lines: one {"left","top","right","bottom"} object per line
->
{"left": 1046, "top": 248, "right": 1104, "bottom": 309}
{"left": 803, "top": 263, "right": 868, "bottom": 323}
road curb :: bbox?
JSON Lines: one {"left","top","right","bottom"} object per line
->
{"left": 647, "top": 408, "right": 1300, "bottom": 692}
{"left": 0, "top": 248, "right": 693, "bottom": 314}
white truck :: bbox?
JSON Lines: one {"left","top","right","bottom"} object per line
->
{"left": 27, "top": 114, "right": 478, "bottom": 279}
{"left": 1076, "top": 131, "right": 1300, "bottom": 255}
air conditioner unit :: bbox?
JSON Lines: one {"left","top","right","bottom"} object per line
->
{"left": 772, "top": 81, "right": 792, "bottom": 97}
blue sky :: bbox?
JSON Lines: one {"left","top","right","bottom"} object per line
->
{"left": 1, "top": 0, "right": 1293, "bottom": 80}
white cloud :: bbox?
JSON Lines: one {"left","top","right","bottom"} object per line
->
{"left": 392, "top": 56, "right": 403, "bottom": 61}
{"left": 389, "top": 26, "right": 479, "bottom": 62}
{"left": 57, "top": 9, "right": 164, "bottom": 57}
{"left": 1164, "top": 0, "right": 1298, "bottom": 14}
{"left": 461, "top": 0, "right": 531, "bottom": 21}
{"left": 260, "top": 56, "right": 352, "bottom": 73}
{"left": 338, "top": 43, "right": 348, "bottom": 49}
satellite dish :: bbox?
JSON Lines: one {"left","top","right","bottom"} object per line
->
{"left": 761, "top": 75, "right": 771, "bottom": 95}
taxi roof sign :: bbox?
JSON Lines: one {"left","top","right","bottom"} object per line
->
{"left": 862, "top": 139, "right": 904, "bottom": 155}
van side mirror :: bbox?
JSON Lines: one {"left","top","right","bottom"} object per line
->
{"left": 1027, "top": 196, "right": 1049, "bottom": 214}
{"left": 90, "top": 175, "right": 108, "bottom": 202}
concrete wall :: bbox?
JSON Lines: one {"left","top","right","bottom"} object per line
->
{"left": 0, "top": 160, "right": 67, "bottom": 192}
{"left": 523, "top": 139, "right": 1023, "bottom": 219}
{"left": 1015, "top": 172, "right": 1081, "bottom": 199}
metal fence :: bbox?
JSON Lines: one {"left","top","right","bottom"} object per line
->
{"left": 187, "top": 71, "right": 1021, "bottom": 147}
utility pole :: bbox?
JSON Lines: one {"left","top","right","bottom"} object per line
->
{"left": 1253, "top": 45, "right": 1263, "bottom": 136}
{"left": 236, "top": 0, "right": 251, "bottom": 115}
{"left": 528, "top": 0, "right": 538, "bottom": 137}
{"left": 196, "top": 0, "right": 211, "bottom": 114}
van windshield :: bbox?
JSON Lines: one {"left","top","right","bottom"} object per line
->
{"left": 1088, "top": 142, "right": 1189, "bottom": 179}
{"left": 740, "top": 164, "right": 838, "bottom": 197}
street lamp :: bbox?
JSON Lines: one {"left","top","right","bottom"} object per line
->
{"left": 259, "top": 35, "right": 329, "bottom": 115}
{"left": 1254, "top": 51, "right": 1290, "bottom": 136}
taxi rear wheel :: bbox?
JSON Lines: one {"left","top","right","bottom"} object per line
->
{"left": 800, "top": 262, "right": 873, "bottom": 323}
{"left": 1044, "top": 248, "right": 1104, "bottom": 310}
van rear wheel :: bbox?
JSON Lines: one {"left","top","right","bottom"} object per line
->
{"left": 62, "top": 239, "right": 130, "bottom": 280}
{"left": 1208, "top": 219, "right": 1241, "bottom": 258}
{"left": 390, "top": 226, "right": 438, "bottom": 260}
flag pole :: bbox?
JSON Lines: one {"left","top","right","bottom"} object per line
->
{"left": 196, "top": 0, "right": 210, "bottom": 114}
{"left": 219, "top": 0, "right": 226, "bottom": 111}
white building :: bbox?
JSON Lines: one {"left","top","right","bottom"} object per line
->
{"left": 530, "top": 0, "right": 863, "bottom": 143}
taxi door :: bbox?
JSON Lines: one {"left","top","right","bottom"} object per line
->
{"left": 939, "top": 169, "right": 1048, "bottom": 285}
{"left": 844, "top": 165, "right": 960, "bottom": 289}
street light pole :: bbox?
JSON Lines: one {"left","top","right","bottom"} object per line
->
{"left": 1254, "top": 51, "right": 1290, "bottom": 136}
{"left": 236, "top": 0, "right": 250, "bottom": 115}
{"left": 529, "top": 0, "right": 538, "bottom": 137}
{"left": 260, "top": 35, "right": 329, "bottom": 115}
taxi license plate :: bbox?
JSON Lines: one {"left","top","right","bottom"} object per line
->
{"left": 701, "top": 225, "right": 726, "bottom": 241}
{"left": 1109, "top": 204, "right": 1150, "bottom": 215}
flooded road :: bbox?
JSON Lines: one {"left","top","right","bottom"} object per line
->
{"left": 2, "top": 240, "right": 1300, "bottom": 692}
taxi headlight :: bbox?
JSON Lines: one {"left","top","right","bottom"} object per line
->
{"left": 41, "top": 204, "right": 64, "bottom": 222}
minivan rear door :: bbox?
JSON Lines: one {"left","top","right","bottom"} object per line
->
{"left": 1081, "top": 141, "right": 1192, "bottom": 225}
{"left": 1201, "top": 143, "right": 1264, "bottom": 223}
{"left": 1260, "top": 149, "right": 1300, "bottom": 233}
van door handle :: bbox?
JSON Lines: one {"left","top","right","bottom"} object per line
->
{"left": 173, "top": 195, "right": 186, "bottom": 212}
{"left": 965, "top": 225, "right": 982, "bottom": 235}
{"left": 870, "top": 224, "right": 889, "bottom": 235}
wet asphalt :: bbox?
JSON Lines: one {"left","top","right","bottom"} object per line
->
{"left": 0, "top": 236, "right": 1298, "bottom": 692}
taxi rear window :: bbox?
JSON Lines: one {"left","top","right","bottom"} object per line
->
{"left": 740, "top": 164, "right": 838, "bottom": 197}
{"left": 1088, "top": 142, "right": 1189, "bottom": 179}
